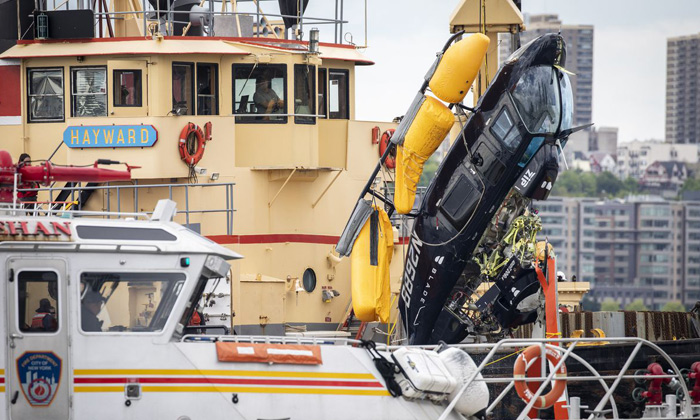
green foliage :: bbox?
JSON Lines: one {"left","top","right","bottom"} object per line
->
{"left": 680, "top": 177, "right": 700, "bottom": 194}
{"left": 600, "top": 298, "right": 620, "bottom": 311}
{"left": 624, "top": 299, "right": 649, "bottom": 311}
{"left": 661, "top": 301, "right": 686, "bottom": 312}
{"left": 552, "top": 171, "right": 640, "bottom": 198}
{"left": 418, "top": 154, "right": 441, "bottom": 187}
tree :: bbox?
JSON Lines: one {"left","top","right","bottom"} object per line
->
{"left": 600, "top": 298, "right": 620, "bottom": 311}
{"left": 623, "top": 177, "right": 639, "bottom": 195}
{"left": 661, "top": 301, "right": 686, "bottom": 312}
{"left": 581, "top": 172, "right": 597, "bottom": 196}
{"left": 596, "top": 171, "right": 624, "bottom": 197}
{"left": 417, "top": 154, "right": 441, "bottom": 187}
{"left": 625, "top": 299, "right": 649, "bottom": 311}
{"left": 680, "top": 177, "right": 700, "bottom": 194}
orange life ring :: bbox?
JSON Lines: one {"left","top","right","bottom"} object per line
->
{"left": 379, "top": 129, "right": 396, "bottom": 169}
{"left": 179, "top": 123, "right": 206, "bottom": 166}
{"left": 513, "top": 345, "right": 567, "bottom": 409}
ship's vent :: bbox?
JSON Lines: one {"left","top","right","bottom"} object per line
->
{"left": 76, "top": 226, "right": 177, "bottom": 241}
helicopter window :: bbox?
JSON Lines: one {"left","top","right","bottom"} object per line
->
{"left": 71, "top": 67, "right": 107, "bottom": 117}
{"left": 559, "top": 71, "right": 574, "bottom": 131}
{"left": 511, "top": 66, "right": 560, "bottom": 134}
{"left": 294, "top": 64, "right": 316, "bottom": 124}
{"left": 328, "top": 69, "right": 349, "bottom": 119}
{"left": 489, "top": 107, "right": 520, "bottom": 150}
{"left": 113, "top": 69, "right": 142, "bottom": 107}
{"left": 28, "top": 67, "right": 64, "bottom": 123}
{"left": 80, "top": 272, "right": 185, "bottom": 333}
{"left": 233, "top": 64, "right": 287, "bottom": 124}
{"left": 473, "top": 141, "right": 506, "bottom": 184}
{"left": 17, "top": 271, "right": 59, "bottom": 333}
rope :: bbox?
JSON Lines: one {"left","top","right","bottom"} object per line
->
{"left": 485, "top": 348, "right": 524, "bottom": 367}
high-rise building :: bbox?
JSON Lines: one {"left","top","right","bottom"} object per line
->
{"left": 534, "top": 196, "right": 700, "bottom": 309}
{"left": 500, "top": 14, "right": 593, "bottom": 128}
{"left": 666, "top": 33, "right": 700, "bottom": 144}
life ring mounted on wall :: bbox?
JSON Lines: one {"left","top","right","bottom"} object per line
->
{"left": 178, "top": 122, "right": 212, "bottom": 167}
{"left": 379, "top": 129, "right": 396, "bottom": 169}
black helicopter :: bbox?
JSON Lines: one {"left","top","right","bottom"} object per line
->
{"left": 337, "top": 33, "right": 589, "bottom": 345}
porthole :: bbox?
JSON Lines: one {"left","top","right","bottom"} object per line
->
{"left": 302, "top": 268, "right": 316, "bottom": 292}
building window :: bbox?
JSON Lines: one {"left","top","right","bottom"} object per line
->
{"left": 318, "top": 68, "right": 327, "bottom": 118}
{"left": 28, "top": 68, "right": 64, "bottom": 122}
{"left": 113, "top": 69, "right": 142, "bottom": 107}
{"left": 71, "top": 67, "right": 107, "bottom": 117}
{"left": 233, "top": 64, "right": 287, "bottom": 124}
{"left": 328, "top": 69, "right": 349, "bottom": 119}
{"left": 18, "top": 271, "right": 59, "bottom": 333}
{"left": 294, "top": 64, "right": 316, "bottom": 124}
{"left": 197, "top": 63, "right": 218, "bottom": 115}
{"left": 172, "top": 62, "right": 194, "bottom": 115}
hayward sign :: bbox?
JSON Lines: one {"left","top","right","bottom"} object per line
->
{"left": 63, "top": 125, "right": 158, "bottom": 148}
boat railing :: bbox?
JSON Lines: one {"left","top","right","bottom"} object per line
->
{"left": 16, "top": 181, "right": 236, "bottom": 234}
{"left": 180, "top": 333, "right": 381, "bottom": 348}
{"left": 38, "top": 0, "right": 362, "bottom": 46}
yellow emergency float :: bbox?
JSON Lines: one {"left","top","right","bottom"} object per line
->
{"left": 350, "top": 205, "right": 393, "bottom": 322}
{"left": 393, "top": 33, "right": 490, "bottom": 214}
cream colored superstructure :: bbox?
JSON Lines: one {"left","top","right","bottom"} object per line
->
{"left": 0, "top": 34, "right": 400, "bottom": 334}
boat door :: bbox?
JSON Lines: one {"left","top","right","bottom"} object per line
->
{"left": 6, "top": 259, "right": 70, "bottom": 420}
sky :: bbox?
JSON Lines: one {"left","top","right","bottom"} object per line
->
{"left": 303, "top": 0, "right": 700, "bottom": 144}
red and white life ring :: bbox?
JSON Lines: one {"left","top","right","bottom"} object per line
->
{"left": 379, "top": 129, "right": 396, "bottom": 169}
{"left": 178, "top": 123, "right": 210, "bottom": 166}
{"left": 513, "top": 345, "right": 567, "bottom": 409}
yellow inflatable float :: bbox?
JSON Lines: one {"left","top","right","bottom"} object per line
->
{"left": 393, "top": 33, "right": 490, "bottom": 214}
{"left": 350, "top": 205, "right": 393, "bottom": 323}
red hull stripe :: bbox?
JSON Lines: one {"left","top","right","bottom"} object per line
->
{"left": 207, "top": 234, "right": 340, "bottom": 245}
{"left": 74, "top": 377, "right": 383, "bottom": 388}
{"left": 206, "top": 234, "right": 412, "bottom": 246}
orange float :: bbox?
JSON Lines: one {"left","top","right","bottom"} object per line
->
{"left": 513, "top": 344, "right": 567, "bottom": 409}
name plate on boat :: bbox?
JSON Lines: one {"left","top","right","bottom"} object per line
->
{"left": 63, "top": 125, "right": 158, "bottom": 148}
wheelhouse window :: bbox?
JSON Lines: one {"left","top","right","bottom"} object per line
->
{"left": 318, "top": 68, "right": 327, "bottom": 118}
{"left": 328, "top": 69, "right": 349, "bottom": 119}
{"left": 233, "top": 64, "right": 287, "bottom": 123}
{"left": 294, "top": 64, "right": 316, "bottom": 124}
{"left": 71, "top": 67, "right": 107, "bottom": 117}
{"left": 172, "top": 62, "right": 194, "bottom": 115}
{"left": 80, "top": 272, "right": 185, "bottom": 333}
{"left": 18, "top": 271, "right": 59, "bottom": 333}
{"left": 197, "top": 63, "right": 218, "bottom": 115}
{"left": 113, "top": 69, "right": 142, "bottom": 107}
{"left": 28, "top": 68, "right": 64, "bottom": 122}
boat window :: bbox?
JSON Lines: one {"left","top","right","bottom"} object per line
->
{"left": 28, "top": 68, "right": 64, "bottom": 123}
{"left": 233, "top": 64, "right": 287, "bottom": 124}
{"left": 318, "top": 68, "right": 327, "bottom": 118}
{"left": 172, "top": 62, "right": 194, "bottom": 115}
{"left": 71, "top": 67, "right": 107, "bottom": 117}
{"left": 76, "top": 225, "right": 177, "bottom": 241}
{"left": 80, "top": 272, "right": 185, "bottom": 333}
{"left": 302, "top": 268, "right": 316, "bottom": 292}
{"left": 17, "top": 271, "right": 59, "bottom": 333}
{"left": 113, "top": 69, "right": 142, "bottom": 107}
{"left": 197, "top": 63, "right": 219, "bottom": 115}
{"left": 328, "top": 69, "right": 349, "bottom": 119}
{"left": 511, "top": 66, "right": 560, "bottom": 134}
{"left": 294, "top": 64, "right": 316, "bottom": 124}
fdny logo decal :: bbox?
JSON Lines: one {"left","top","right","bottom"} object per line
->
{"left": 17, "top": 352, "right": 61, "bottom": 406}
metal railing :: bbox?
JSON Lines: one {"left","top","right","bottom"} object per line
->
{"left": 41, "top": 0, "right": 356, "bottom": 44}
{"left": 18, "top": 181, "right": 236, "bottom": 235}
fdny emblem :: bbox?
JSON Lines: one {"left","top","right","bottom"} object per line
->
{"left": 17, "top": 352, "right": 62, "bottom": 406}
